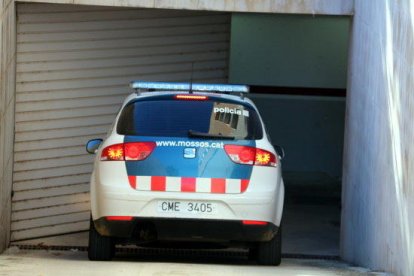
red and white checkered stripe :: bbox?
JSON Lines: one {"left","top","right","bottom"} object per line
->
{"left": 128, "top": 176, "right": 249, "bottom": 194}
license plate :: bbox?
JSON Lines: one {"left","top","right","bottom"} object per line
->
{"left": 157, "top": 200, "right": 216, "bottom": 214}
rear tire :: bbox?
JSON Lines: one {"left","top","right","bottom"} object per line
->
{"left": 88, "top": 217, "right": 115, "bottom": 261}
{"left": 256, "top": 225, "right": 282, "bottom": 266}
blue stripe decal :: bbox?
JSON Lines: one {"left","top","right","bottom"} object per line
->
{"left": 124, "top": 136, "right": 255, "bottom": 179}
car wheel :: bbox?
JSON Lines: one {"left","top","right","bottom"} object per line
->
{"left": 88, "top": 217, "right": 115, "bottom": 261}
{"left": 256, "top": 225, "right": 282, "bottom": 266}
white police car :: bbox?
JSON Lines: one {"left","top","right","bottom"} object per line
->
{"left": 86, "top": 81, "right": 285, "bottom": 265}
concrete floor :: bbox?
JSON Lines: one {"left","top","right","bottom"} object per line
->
{"left": 11, "top": 202, "right": 340, "bottom": 257}
{"left": 0, "top": 247, "right": 380, "bottom": 276}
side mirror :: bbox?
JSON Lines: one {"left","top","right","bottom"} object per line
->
{"left": 86, "top": 139, "right": 103, "bottom": 154}
{"left": 274, "top": 145, "right": 285, "bottom": 160}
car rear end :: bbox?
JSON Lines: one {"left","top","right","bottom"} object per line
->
{"left": 88, "top": 88, "right": 284, "bottom": 264}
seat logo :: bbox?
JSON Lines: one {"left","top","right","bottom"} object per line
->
{"left": 184, "top": 148, "right": 196, "bottom": 158}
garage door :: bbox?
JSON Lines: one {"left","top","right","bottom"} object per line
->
{"left": 12, "top": 3, "right": 230, "bottom": 241}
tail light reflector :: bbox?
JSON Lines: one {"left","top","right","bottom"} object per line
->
{"left": 224, "top": 145, "right": 277, "bottom": 167}
{"left": 242, "top": 220, "right": 268, "bottom": 225}
{"left": 106, "top": 216, "right": 133, "bottom": 221}
{"left": 101, "top": 142, "right": 156, "bottom": 161}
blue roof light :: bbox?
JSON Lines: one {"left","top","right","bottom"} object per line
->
{"left": 130, "top": 81, "right": 249, "bottom": 93}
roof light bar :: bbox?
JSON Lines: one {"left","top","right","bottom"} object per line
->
{"left": 191, "top": 83, "right": 249, "bottom": 93}
{"left": 131, "top": 82, "right": 190, "bottom": 91}
{"left": 130, "top": 81, "right": 249, "bottom": 93}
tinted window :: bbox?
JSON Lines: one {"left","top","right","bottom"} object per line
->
{"left": 117, "top": 99, "right": 263, "bottom": 140}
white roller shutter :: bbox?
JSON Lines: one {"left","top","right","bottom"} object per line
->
{"left": 12, "top": 3, "right": 230, "bottom": 241}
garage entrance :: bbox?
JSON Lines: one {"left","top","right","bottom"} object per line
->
{"left": 11, "top": 3, "right": 349, "bottom": 259}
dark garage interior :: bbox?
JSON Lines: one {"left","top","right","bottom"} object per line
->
{"left": 229, "top": 13, "right": 349, "bottom": 257}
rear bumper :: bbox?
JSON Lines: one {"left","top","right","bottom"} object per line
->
{"left": 94, "top": 217, "right": 279, "bottom": 242}
{"left": 91, "top": 168, "right": 285, "bottom": 228}
{"left": 90, "top": 161, "right": 285, "bottom": 234}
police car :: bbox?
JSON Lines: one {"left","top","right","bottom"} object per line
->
{"left": 86, "top": 81, "right": 285, "bottom": 265}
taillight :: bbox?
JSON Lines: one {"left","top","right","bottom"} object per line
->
{"left": 224, "top": 145, "right": 255, "bottom": 165}
{"left": 255, "top": 148, "right": 276, "bottom": 166}
{"left": 175, "top": 94, "right": 208, "bottom": 100}
{"left": 125, "top": 142, "right": 156, "bottom": 161}
{"left": 101, "top": 143, "right": 124, "bottom": 161}
{"left": 224, "top": 145, "right": 277, "bottom": 167}
{"left": 101, "top": 142, "right": 156, "bottom": 161}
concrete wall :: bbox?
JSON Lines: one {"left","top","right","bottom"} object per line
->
{"left": 0, "top": 0, "right": 16, "bottom": 253}
{"left": 229, "top": 14, "right": 350, "bottom": 89}
{"left": 341, "top": 1, "right": 414, "bottom": 275}
{"left": 21, "top": 0, "right": 353, "bottom": 15}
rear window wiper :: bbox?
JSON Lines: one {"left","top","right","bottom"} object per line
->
{"left": 188, "top": 130, "right": 235, "bottom": 140}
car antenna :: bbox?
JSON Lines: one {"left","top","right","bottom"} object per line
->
{"left": 189, "top": 62, "right": 194, "bottom": 94}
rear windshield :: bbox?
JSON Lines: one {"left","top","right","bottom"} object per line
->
{"left": 117, "top": 98, "right": 263, "bottom": 140}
